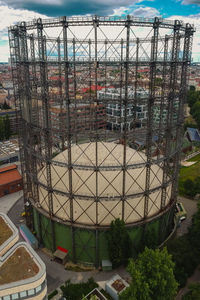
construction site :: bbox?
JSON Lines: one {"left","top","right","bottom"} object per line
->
{"left": 8, "top": 15, "right": 194, "bottom": 266}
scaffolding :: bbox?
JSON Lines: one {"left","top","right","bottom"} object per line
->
{"left": 9, "top": 16, "right": 194, "bottom": 265}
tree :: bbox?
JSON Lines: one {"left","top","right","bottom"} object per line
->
{"left": 187, "top": 90, "right": 200, "bottom": 108}
{"left": 182, "top": 283, "right": 200, "bottom": 300}
{"left": 107, "top": 218, "right": 132, "bottom": 267}
{"left": 190, "top": 101, "right": 200, "bottom": 128}
{"left": 3, "top": 115, "right": 11, "bottom": 140}
{"left": 167, "top": 235, "right": 199, "bottom": 287}
{"left": 183, "top": 179, "right": 196, "bottom": 197}
{"left": 119, "top": 247, "right": 178, "bottom": 300}
{"left": 188, "top": 200, "right": 200, "bottom": 249}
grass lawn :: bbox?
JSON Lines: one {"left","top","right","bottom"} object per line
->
{"left": 188, "top": 153, "right": 200, "bottom": 162}
{"left": 179, "top": 160, "right": 200, "bottom": 195}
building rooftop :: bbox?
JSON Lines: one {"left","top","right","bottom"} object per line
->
{"left": 0, "top": 216, "right": 12, "bottom": 246}
{"left": 0, "top": 213, "right": 46, "bottom": 294}
{"left": 0, "top": 245, "right": 39, "bottom": 285}
{"left": 0, "top": 164, "right": 21, "bottom": 186}
{"left": 0, "top": 139, "right": 19, "bottom": 158}
{"left": 187, "top": 127, "right": 200, "bottom": 142}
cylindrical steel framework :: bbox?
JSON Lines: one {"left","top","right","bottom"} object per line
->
{"left": 9, "top": 15, "right": 194, "bottom": 266}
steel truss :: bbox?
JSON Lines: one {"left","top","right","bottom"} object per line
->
{"left": 9, "top": 15, "right": 194, "bottom": 266}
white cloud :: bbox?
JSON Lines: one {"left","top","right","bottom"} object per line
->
{"left": 168, "top": 14, "right": 200, "bottom": 61}
{"left": 0, "top": 2, "right": 47, "bottom": 61}
{"left": 111, "top": 5, "right": 159, "bottom": 18}
{"left": 131, "top": 6, "right": 160, "bottom": 17}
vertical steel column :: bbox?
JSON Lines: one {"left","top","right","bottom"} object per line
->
{"left": 172, "top": 24, "right": 194, "bottom": 201}
{"left": 37, "top": 19, "right": 56, "bottom": 251}
{"left": 30, "top": 34, "right": 39, "bottom": 126}
{"left": 9, "top": 27, "right": 28, "bottom": 221}
{"left": 119, "top": 39, "right": 123, "bottom": 133}
{"left": 160, "top": 36, "right": 170, "bottom": 210}
{"left": 30, "top": 34, "right": 40, "bottom": 220}
{"left": 104, "top": 40, "right": 107, "bottom": 94}
{"left": 73, "top": 38, "right": 78, "bottom": 143}
{"left": 93, "top": 15, "right": 99, "bottom": 267}
{"left": 167, "top": 20, "right": 181, "bottom": 202}
{"left": 144, "top": 17, "right": 159, "bottom": 218}
{"left": 20, "top": 24, "right": 33, "bottom": 210}
{"left": 62, "top": 18, "right": 76, "bottom": 262}
{"left": 122, "top": 15, "right": 130, "bottom": 221}
{"left": 133, "top": 38, "right": 139, "bottom": 129}
{"left": 57, "top": 37, "right": 65, "bottom": 150}
{"left": 88, "top": 39, "right": 93, "bottom": 134}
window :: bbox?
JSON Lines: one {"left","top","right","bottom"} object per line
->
{"left": 11, "top": 294, "right": 19, "bottom": 299}
{"left": 3, "top": 296, "right": 10, "bottom": 300}
{"left": 35, "top": 285, "right": 42, "bottom": 293}
{"left": 27, "top": 289, "right": 35, "bottom": 296}
{"left": 19, "top": 291, "right": 27, "bottom": 298}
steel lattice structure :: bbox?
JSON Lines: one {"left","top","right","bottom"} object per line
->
{"left": 9, "top": 15, "right": 194, "bottom": 266}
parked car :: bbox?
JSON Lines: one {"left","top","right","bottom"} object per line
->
{"left": 175, "top": 202, "right": 187, "bottom": 222}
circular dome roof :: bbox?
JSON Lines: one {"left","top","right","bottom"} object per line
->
{"left": 38, "top": 142, "right": 171, "bottom": 225}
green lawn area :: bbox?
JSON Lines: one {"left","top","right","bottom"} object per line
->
{"left": 188, "top": 153, "right": 200, "bottom": 162}
{"left": 179, "top": 160, "right": 200, "bottom": 195}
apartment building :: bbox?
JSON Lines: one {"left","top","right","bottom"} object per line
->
{"left": 97, "top": 87, "right": 148, "bottom": 131}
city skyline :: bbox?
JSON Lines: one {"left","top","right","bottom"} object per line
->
{"left": 0, "top": 0, "right": 200, "bottom": 62}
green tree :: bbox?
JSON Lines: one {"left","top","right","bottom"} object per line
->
{"left": 119, "top": 247, "right": 178, "bottom": 300}
{"left": 183, "top": 179, "right": 196, "bottom": 197}
{"left": 188, "top": 200, "right": 200, "bottom": 249}
{"left": 167, "top": 235, "right": 199, "bottom": 287}
{"left": 0, "top": 117, "right": 4, "bottom": 141}
{"left": 187, "top": 90, "right": 200, "bottom": 108}
{"left": 3, "top": 115, "right": 11, "bottom": 140}
{"left": 182, "top": 283, "right": 200, "bottom": 300}
{"left": 107, "top": 218, "right": 132, "bottom": 267}
{"left": 190, "top": 101, "right": 200, "bottom": 128}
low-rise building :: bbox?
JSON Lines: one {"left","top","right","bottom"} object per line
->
{"left": 0, "top": 164, "right": 22, "bottom": 197}
{"left": 0, "top": 213, "right": 47, "bottom": 300}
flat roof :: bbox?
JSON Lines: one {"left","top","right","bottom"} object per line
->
{"left": 0, "top": 164, "right": 22, "bottom": 186}
{"left": 0, "top": 245, "right": 39, "bottom": 285}
{"left": 0, "top": 214, "right": 46, "bottom": 291}
{"left": 0, "top": 216, "right": 12, "bottom": 246}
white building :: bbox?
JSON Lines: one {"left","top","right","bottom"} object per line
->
{"left": 97, "top": 87, "right": 148, "bottom": 131}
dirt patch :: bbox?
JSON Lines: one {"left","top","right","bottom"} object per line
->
{"left": 0, "top": 216, "right": 12, "bottom": 246}
{"left": 0, "top": 246, "right": 39, "bottom": 284}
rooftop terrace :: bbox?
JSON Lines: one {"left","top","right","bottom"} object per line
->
{"left": 0, "top": 246, "right": 39, "bottom": 285}
{"left": 0, "top": 216, "right": 12, "bottom": 247}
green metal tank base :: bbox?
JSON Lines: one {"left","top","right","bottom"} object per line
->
{"left": 32, "top": 204, "right": 175, "bottom": 267}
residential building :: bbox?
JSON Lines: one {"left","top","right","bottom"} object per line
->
{"left": 97, "top": 87, "right": 148, "bottom": 131}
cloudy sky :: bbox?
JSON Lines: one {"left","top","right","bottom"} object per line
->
{"left": 0, "top": 0, "right": 200, "bottom": 62}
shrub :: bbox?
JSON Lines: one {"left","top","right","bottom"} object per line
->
{"left": 61, "top": 277, "right": 98, "bottom": 300}
{"left": 48, "top": 289, "right": 58, "bottom": 299}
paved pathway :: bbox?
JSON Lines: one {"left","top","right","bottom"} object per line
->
{"left": 38, "top": 248, "right": 129, "bottom": 293}
{"left": 176, "top": 196, "right": 198, "bottom": 237}
{"left": 0, "top": 190, "right": 23, "bottom": 214}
